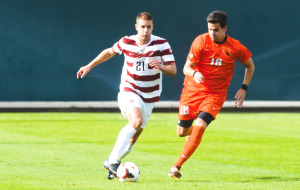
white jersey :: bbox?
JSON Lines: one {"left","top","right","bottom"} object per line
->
{"left": 112, "top": 34, "right": 175, "bottom": 103}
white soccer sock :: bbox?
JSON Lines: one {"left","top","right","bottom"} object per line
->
{"left": 120, "top": 142, "right": 136, "bottom": 161}
{"left": 108, "top": 124, "right": 136, "bottom": 163}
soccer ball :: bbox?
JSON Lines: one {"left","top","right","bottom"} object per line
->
{"left": 117, "top": 162, "right": 140, "bottom": 182}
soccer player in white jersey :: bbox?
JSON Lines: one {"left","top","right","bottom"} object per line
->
{"left": 77, "top": 12, "right": 177, "bottom": 179}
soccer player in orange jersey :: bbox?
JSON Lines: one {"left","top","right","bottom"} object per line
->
{"left": 168, "top": 10, "right": 255, "bottom": 178}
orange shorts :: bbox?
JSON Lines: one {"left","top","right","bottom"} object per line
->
{"left": 178, "top": 87, "right": 226, "bottom": 121}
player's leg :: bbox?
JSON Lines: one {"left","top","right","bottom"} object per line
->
{"left": 169, "top": 88, "right": 198, "bottom": 178}
{"left": 174, "top": 113, "right": 213, "bottom": 166}
{"left": 176, "top": 87, "right": 197, "bottom": 137}
{"left": 119, "top": 128, "right": 142, "bottom": 160}
{"left": 104, "top": 92, "right": 144, "bottom": 178}
{"left": 169, "top": 112, "right": 213, "bottom": 178}
{"left": 119, "top": 102, "right": 154, "bottom": 161}
{"left": 106, "top": 107, "right": 143, "bottom": 176}
{"left": 104, "top": 123, "right": 137, "bottom": 177}
{"left": 177, "top": 120, "right": 194, "bottom": 137}
{"left": 169, "top": 121, "right": 194, "bottom": 179}
{"left": 169, "top": 94, "right": 226, "bottom": 178}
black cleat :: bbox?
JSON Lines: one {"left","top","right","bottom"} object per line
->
{"left": 106, "top": 171, "right": 115, "bottom": 180}
{"left": 103, "top": 159, "right": 120, "bottom": 178}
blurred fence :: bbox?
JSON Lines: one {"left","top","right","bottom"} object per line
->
{"left": 1, "top": 101, "right": 299, "bottom": 112}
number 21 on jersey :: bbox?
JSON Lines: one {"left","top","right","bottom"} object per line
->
{"left": 210, "top": 58, "right": 222, "bottom": 66}
{"left": 136, "top": 61, "right": 145, "bottom": 71}
{"left": 136, "top": 61, "right": 154, "bottom": 71}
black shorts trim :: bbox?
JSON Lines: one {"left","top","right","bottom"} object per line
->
{"left": 197, "top": 111, "right": 214, "bottom": 125}
{"left": 178, "top": 119, "right": 194, "bottom": 128}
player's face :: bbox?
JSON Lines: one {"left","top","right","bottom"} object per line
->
{"left": 208, "top": 23, "right": 227, "bottom": 43}
{"left": 135, "top": 19, "right": 153, "bottom": 45}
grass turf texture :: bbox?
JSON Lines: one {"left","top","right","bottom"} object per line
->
{"left": 0, "top": 112, "right": 299, "bottom": 190}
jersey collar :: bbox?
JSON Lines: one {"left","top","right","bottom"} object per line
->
{"left": 136, "top": 34, "right": 153, "bottom": 47}
{"left": 214, "top": 34, "right": 228, "bottom": 44}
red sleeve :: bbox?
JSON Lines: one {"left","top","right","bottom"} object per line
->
{"left": 187, "top": 35, "right": 204, "bottom": 64}
{"left": 236, "top": 42, "right": 252, "bottom": 64}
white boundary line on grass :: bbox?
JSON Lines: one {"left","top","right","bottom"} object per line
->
{"left": 0, "top": 101, "right": 300, "bottom": 108}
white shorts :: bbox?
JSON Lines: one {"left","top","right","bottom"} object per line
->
{"left": 118, "top": 92, "right": 155, "bottom": 128}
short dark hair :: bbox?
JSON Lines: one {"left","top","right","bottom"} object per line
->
{"left": 136, "top": 12, "right": 153, "bottom": 22}
{"left": 206, "top": 11, "right": 227, "bottom": 28}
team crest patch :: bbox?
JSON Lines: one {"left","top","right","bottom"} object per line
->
{"left": 224, "top": 50, "right": 232, "bottom": 56}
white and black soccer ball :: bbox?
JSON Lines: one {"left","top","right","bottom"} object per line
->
{"left": 117, "top": 162, "right": 140, "bottom": 182}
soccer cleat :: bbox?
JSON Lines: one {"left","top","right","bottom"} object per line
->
{"left": 106, "top": 171, "right": 115, "bottom": 180}
{"left": 103, "top": 159, "right": 110, "bottom": 171}
{"left": 168, "top": 166, "right": 182, "bottom": 179}
{"left": 103, "top": 159, "right": 120, "bottom": 178}
{"left": 104, "top": 159, "right": 115, "bottom": 180}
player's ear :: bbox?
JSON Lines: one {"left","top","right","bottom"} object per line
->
{"left": 135, "top": 23, "right": 138, "bottom": 31}
{"left": 223, "top": 26, "right": 227, "bottom": 32}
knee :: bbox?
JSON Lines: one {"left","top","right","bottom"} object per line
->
{"left": 131, "top": 118, "right": 144, "bottom": 129}
{"left": 177, "top": 131, "right": 187, "bottom": 137}
{"left": 177, "top": 126, "right": 189, "bottom": 137}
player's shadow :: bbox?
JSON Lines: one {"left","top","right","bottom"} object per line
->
{"left": 177, "top": 176, "right": 300, "bottom": 183}
{"left": 255, "top": 176, "right": 300, "bottom": 182}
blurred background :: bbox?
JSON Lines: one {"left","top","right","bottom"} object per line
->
{"left": 0, "top": 0, "right": 299, "bottom": 102}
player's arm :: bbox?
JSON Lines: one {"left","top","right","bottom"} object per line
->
{"left": 148, "top": 58, "right": 177, "bottom": 76}
{"left": 183, "top": 60, "right": 204, "bottom": 83}
{"left": 235, "top": 57, "right": 255, "bottom": 108}
{"left": 77, "top": 48, "right": 116, "bottom": 79}
{"left": 160, "top": 62, "right": 177, "bottom": 76}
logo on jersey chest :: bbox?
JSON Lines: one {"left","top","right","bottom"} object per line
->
{"left": 224, "top": 50, "right": 232, "bottom": 56}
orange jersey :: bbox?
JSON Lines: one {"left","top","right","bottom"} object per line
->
{"left": 184, "top": 33, "right": 252, "bottom": 94}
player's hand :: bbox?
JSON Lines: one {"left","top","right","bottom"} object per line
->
{"left": 149, "top": 58, "right": 162, "bottom": 70}
{"left": 77, "top": 65, "right": 91, "bottom": 79}
{"left": 234, "top": 89, "right": 246, "bottom": 108}
{"left": 193, "top": 72, "right": 205, "bottom": 83}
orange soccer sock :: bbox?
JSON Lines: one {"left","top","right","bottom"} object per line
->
{"left": 187, "top": 125, "right": 194, "bottom": 136}
{"left": 174, "top": 126, "right": 206, "bottom": 167}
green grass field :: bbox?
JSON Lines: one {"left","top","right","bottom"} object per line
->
{"left": 0, "top": 112, "right": 299, "bottom": 190}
